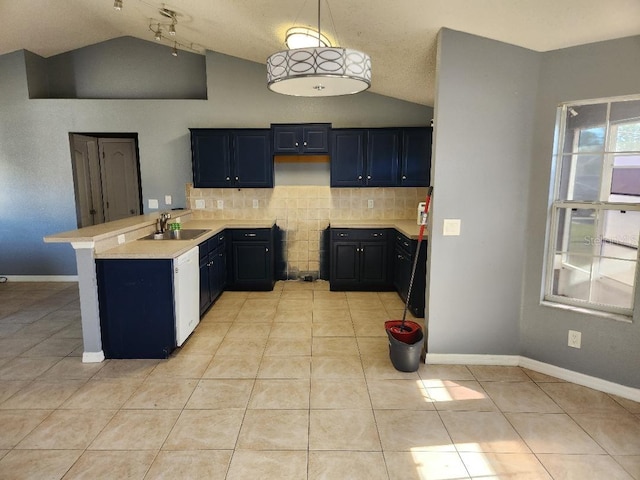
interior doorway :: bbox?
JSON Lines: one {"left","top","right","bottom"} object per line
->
{"left": 69, "top": 133, "right": 142, "bottom": 228}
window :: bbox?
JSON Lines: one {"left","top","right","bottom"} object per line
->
{"left": 544, "top": 97, "right": 640, "bottom": 318}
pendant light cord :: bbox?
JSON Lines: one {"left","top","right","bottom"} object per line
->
{"left": 317, "top": 0, "right": 321, "bottom": 47}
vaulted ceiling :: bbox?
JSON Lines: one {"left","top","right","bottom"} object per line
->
{"left": 2, "top": 0, "right": 639, "bottom": 106}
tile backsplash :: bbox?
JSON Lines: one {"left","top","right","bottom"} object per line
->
{"left": 187, "top": 185, "right": 427, "bottom": 279}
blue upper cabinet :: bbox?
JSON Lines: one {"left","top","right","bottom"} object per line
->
{"left": 191, "top": 130, "right": 232, "bottom": 188}
{"left": 330, "top": 127, "right": 432, "bottom": 187}
{"left": 272, "top": 123, "right": 330, "bottom": 154}
{"left": 366, "top": 129, "right": 401, "bottom": 187}
{"left": 190, "top": 129, "right": 273, "bottom": 188}
{"left": 330, "top": 129, "right": 367, "bottom": 187}
{"left": 400, "top": 127, "right": 432, "bottom": 187}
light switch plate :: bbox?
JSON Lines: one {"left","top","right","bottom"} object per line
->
{"left": 368, "top": 199, "right": 374, "bottom": 209}
{"left": 195, "top": 199, "right": 206, "bottom": 209}
{"left": 253, "top": 199, "right": 259, "bottom": 209}
{"left": 443, "top": 219, "right": 461, "bottom": 236}
{"left": 217, "top": 200, "right": 224, "bottom": 209}
{"left": 148, "top": 198, "right": 159, "bottom": 209}
{"left": 165, "top": 195, "right": 172, "bottom": 205}
{"left": 117, "top": 234, "right": 125, "bottom": 244}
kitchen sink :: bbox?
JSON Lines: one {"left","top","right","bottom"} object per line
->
{"left": 139, "top": 229, "right": 210, "bottom": 241}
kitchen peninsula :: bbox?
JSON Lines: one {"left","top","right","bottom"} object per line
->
{"left": 44, "top": 211, "right": 275, "bottom": 361}
{"left": 45, "top": 211, "right": 426, "bottom": 361}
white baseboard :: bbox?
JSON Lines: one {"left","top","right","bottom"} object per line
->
{"left": 426, "top": 353, "right": 521, "bottom": 366}
{"left": 425, "top": 353, "right": 640, "bottom": 403}
{"left": 82, "top": 351, "right": 105, "bottom": 363}
{"left": 1, "top": 275, "right": 78, "bottom": 282}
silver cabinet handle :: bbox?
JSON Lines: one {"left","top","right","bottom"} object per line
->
{"left": 226, "top": 177, "right": 230, "bottom": 181}
{"left": 303, "top": 141, "right": 307, "bottom": 146}
{"left": 219, "top": 236, "right": 224, "bottom": 241}
{"left": 367, "top": 175, "right": 372, "bottom": 180}
{"left": 295, "top": 142, "right": 299, "bottom": 147}
{"left": 338, "top": 233, "right": 348, "bottom": 237}
{"left": 235, "top": 176, "right": 239, "bottom": 181}
{"left": 266, "top": 248, "right": 269, "bottom": 252}
{"left": 404, "top": 241, "right": 410, "bottom": 247}
{"left": 358, "top": 175, "right": 362, "bottom": 180}
{"left": 244, "top": 233, "right": 257, "bottom": 237}
{"left": 402, "top": 175, "right": 407, "bottom": 180}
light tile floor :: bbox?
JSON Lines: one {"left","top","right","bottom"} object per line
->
{"left": 0, "top": 281, "right": 639, "bottom": 479}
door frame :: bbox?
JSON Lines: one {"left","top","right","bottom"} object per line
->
{"left": 69, "top": 132, "right": 143, "bottom": 228}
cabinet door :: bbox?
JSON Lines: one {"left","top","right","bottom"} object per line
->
{"left": 199, "top": 254, "right": 211, "bottom": 315}
{"left": 366, "top": 129, "right": 400, "bottom": 187}
{"left": 191, "top": 130, "right": 232, "bottom": 188}
{"left": 393, "top": 247, "right": 411, "bottom": 301}
{"left": 96, "top": 259, "right": 175, "bottom": 359}
{"left": 360, "top": 241, "right": 389, "bottom": 285}
{"left": 330, "top": 130, "right": 365, "bottom": 187}
{"left": 400, "top": 127, "right": 432, "bottom": 187}
{"left": 232, "top": 242, "right": 270, "bottom": 286}
{"left": 233, "top": 130, "right": 273, "bottom": 188}
{"left": 331, "top": 242, "right": 359, "bottom": 284}
{"left": 302, "top": 125, "right": 329, "bottom": 153}
{"left": 273, "top": 126, "right": 301, "bottom": 154}
{"left": 216, "top": 245, "right": 227, "bottom": 293}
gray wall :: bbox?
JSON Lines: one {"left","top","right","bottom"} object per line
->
{"left": 32, "top": 37, "right": 207, "bottom": 99}
{"left": 0, "top": 38, "right": 432, "bottom": 276}
{"left": 428, "top": 29, "right": 540, "bottom": 355}
{"left": 520, "top": 36, "right": 640, "bottom": 387}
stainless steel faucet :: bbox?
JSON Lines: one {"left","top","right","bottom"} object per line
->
{"left": 158, "top": 212, "right": 171, "bottom": 233}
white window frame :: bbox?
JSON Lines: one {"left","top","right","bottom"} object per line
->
{"left": 543, "top": 95, "right": 640, "bottom": 319}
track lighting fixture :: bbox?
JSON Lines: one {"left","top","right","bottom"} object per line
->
{"left": 105, "top": 3, "right": 199, "bottom": 57}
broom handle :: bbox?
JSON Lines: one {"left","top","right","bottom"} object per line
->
{"left": 401, "top": 187, "right": 432, "bottom": 326}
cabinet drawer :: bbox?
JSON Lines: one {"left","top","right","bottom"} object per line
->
{"left": 395, "top": 233, "right": 414, "bottom": 252}
{"left": 231, "top": 228, "right": 271, "bottom": 242}
{"left": 331, "top": 228, "right": 389, "bottom": 241}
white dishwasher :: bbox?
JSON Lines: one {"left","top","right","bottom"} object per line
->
{"left": 174, "top": 246, "right": 200, "bottom": 346}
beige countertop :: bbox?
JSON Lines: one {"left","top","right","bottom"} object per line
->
{"left": 96, "top": 219, "right": 276, "bottom": 259}
{"left": 43, "top": 213, "right": 174, "bottom": 244}
{"left": 44, "top": 212, "right": 277, "bottom": 260}
{"left": 330, "top": 219, "right": 427, "bottom": 240}
{"left": 45, "top": 212, "right": 426, "bottom": 260}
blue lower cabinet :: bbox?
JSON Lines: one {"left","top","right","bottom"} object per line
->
{"left": 329, "top": 228, "right": 394, "bottom": 290}
{"left": 96, "top": 259, "right": 176, "bottom": 359}
{"left": 227, "top": 227, "right": 275, "bottom": 291}
{"left": 199, "top": 232, "right": 226, "bottom": 316}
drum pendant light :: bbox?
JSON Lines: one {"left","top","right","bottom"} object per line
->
{"left": 266, "top": 0, "right": 371, "bottom": 97}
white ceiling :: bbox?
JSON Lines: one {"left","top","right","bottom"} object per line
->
{"left": 2, "top": 0, "right": 639, "bottom": 106}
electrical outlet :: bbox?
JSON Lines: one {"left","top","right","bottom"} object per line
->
{"left": 195, "top": 199, "right": 205, "bottom": 209}
{"left": 368, "top": 199, "right": 374, "bottom": 209}
{"left": 117, "top": 234, "right": 125, "bottom": 245}
{"left": 568, "top": 330, "right": 581, "bottom": 349}
{"left": 148, "top": 198, "right": 159, "bottom": 209}
{"left": 217, "top": 200, "right": 224, "bottom": 209}
{"left": 165, "top": 195, "right": 172, "bottom": 205}
{"left": 253, "top": 199, "right": 259, "bottom": 209}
